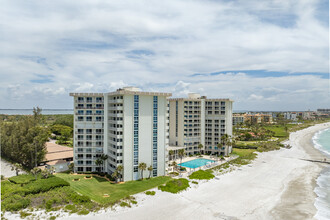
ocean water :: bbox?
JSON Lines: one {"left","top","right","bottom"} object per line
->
{"left": 0, "top": 109, "right": 73, "bottom": 115}
{"left": 313, "top": 127, "right": 330, "bottom": 220}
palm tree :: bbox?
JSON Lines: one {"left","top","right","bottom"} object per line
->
{"left": 172, "top": 161, "right": 177, "bottom": 170}
{"left": 169, "top": 150, "right": 174, "bottom": 161}
{"left": 116, "top": 165, "right": 123, "bottom": 182}
{"left": 178, "top": 149, "right": 185, "bottom": 170}
{"left": 147, "top": 165, "right": 153, "bottom": 179}
{"left": 68, "top": 162, "right": 74, "bottom": 173}
{"left": 138, "top": 162, "right": 147, "bottom": 179}
{"left": 100, "top": 154, "right": 108, "bottom": 173}
{"left": 11, "top": 163, "right": 23, "bottom": 176}
{"left": 220, "top": 134, "right": 229, "bottom": 156}
{"left": 198, "top": 144, "right": 203, "bottom": 155}
{"left": 95, "top": 159, "right": 103, "bottom": 173}
{"left": 30, "top": 167, "right": 41, "bottom": 180}
{"left": 111, "top": 170, "right": 119, "bottom": 183}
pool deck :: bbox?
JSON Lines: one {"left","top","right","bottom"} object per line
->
{"left": 168, "top": 155, "right": 239, "bottom": 178}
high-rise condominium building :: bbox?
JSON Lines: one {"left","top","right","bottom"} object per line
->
{"left": 169, "top": 93, "right": 233, "bottom": 156}
{"left": 70, "top": 87, "right": 171, "bottom": 181}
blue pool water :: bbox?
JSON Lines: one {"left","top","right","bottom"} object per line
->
{"left": 179, "top": 158, "right": 215, "bottom": 168}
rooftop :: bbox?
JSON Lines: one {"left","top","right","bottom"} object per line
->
{"left": 43, "top": 142, "right": 73, "bottom": 162}
{"left": 70, "top": 87, "right": 172, "bottom": 97}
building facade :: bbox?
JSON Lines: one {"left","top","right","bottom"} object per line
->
{"left": 70, "top": 87, "right": 171, "bottom": 181}
{"left": 233, "top": 114, "right": 245, "bottom": 125}
{"left": 169, "top": 93, "right": 233, "bottom": 156}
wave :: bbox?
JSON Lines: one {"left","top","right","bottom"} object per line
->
{"left": 313, "top": 128, "right": 330, "bottom": 220}
{"left": 312, "top": 128, "right": 330, "bottom": 156}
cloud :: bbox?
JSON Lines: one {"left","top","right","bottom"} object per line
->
{"left": 0, "top": 0, "right": 328, "bottom": 110}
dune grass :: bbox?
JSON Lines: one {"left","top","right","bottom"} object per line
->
{"left": 189, "top": 170, "right": 214, "bottom": 180}
{"left": 158, "top": 178, "right": 189, "bottom": 193}
{"left": 55, "top": 173, "right": 171, "bottom": 204}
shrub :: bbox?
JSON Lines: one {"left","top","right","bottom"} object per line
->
{"left": 131, "top": 200, "right": 137, "bottom": 204}
{"left": 45, "top": 199, "right": 53, "bottom": 210}
{"left": 19, "top": 211, "right": 31, "bottom": 218}
{"left": 189, "top": 170, "right": 215, "bottom": 180}
{"left": 1, "top": 175, "right": 4, "bottom": 180}
{"left": 70, "top": 194, "right": 91, "bottom": 204}
{"left": 168, "top": 172, "right": 179, "bottom": 176}
{"left": 8, "top": 174, "right": 35, "bottom": 184}
{"left": 119, "top": 202, "right": 130, "bottom": 208}
{"left": 179, "top": 167, "right": 186, "bottom": 171}
{"left": 85, "top": 175, "right": 91, "bottom": 178}
{"left": 65, "top": 204, "right": 76, "bottom": 211}
{"left": 2, "top": 194, "right": 30, "bottom": 211}
{"left": 24, "top": 176, "right": 70, "bottom": 194}
{"left": 192, "top": 181, "right": 198, "bottom": 184}
{"left": 73, "top": 178, "right": 80, "bottom": 181}
{"left": 158, "top": 178, "right": 189, "bottom": 193}
{"left": 145, "top": 191, "right": 156, "bottom": 196}
{"left": 77, "top": 209, "right": 90, "bottom": 215}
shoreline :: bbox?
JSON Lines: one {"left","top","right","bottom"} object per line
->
{"left": 269, "top": 122, "right": 330, "bottom": 220}
{"left": 63, "top": 122, "right": 330, "bottom": 220}
{"left": 3, "top": 122, "right": 330, "bottom": 220}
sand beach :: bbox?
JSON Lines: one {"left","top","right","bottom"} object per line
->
{"left": 64, "top": 122, "right": 330, "bottom": 220}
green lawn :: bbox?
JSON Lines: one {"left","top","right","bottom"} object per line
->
{"left": 55, "top": 173, "right": 171, "bottom": 204}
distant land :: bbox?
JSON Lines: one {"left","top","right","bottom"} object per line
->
{"left": 0, "top": 109, "right": 314, "bottom": 115}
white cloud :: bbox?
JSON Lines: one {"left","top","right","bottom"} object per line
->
{"left": 0, "top": 0, "right": 328, "bottom": 110}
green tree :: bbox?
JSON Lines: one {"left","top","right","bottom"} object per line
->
{"left": 31, "top": 167, "right": 41, "bottom": 180}
{"left": 147, "top": 165, "right": 153, "bottom": 179}
{"left": 169, "top": 150, "right": 174, "bottom": 161}
{"left": 172, "top": 161, "right": 177, "bottom": 170}
{"left": 116, "top": 165, "right": 123, "bottom": 182}
{"left": 68, "top": 162, "right": 74, "bottom": 173}
{"left": 111, "top": 170, "right": 119, "bottom": 183}
{"left": 198, "top": 144, "right": 203, "bottom": 155}
{"left": 41, "top": 169, "right": 51, "bottom": 179}
{"left": 95, "top": 159, "right": 103, "bottom": 173}
{"left": 0, "top": 107, "right": 49, "bottom": 169}
{"left": 100, "top": 154, "right": 108, "bottom": 172}
{"left": 138, "top": 162, "right": 147, "bottom": 179}
{"left": 11, "top": 163, "right": 23, "bottom": 176}
{"left": 178, "top": 149, "right": 185, "bottom": 170}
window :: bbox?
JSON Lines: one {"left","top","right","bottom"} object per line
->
{"left": 86, "top": 97, "right": 93, "bottom": 103}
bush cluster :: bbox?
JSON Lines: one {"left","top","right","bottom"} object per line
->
{"left": 158, "top": 178, "right": 189, "bottom": 193}
{"left": 8, "top": 174, "right": 36, "bottom": 184}
{"left": 24, "top": 177, "right": 70, "bottom": 194}
{"left": 189, "top": 170, "right": 215, "bottom": 180}
{"left": 145, "top": 191, "right": 156, "bottom": 196}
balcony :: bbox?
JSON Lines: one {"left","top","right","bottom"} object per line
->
{"left": 109, "top": 99, "right": 123, "bottom": 104}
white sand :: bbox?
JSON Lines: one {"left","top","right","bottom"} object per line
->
{"left": 5, "top": 123, "right": 330, "bottom": 220}
{"left": 66, "top": 122, "right": 329, "bottom": 220}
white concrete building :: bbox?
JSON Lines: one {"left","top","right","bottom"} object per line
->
{"left": 169, "top": 93, "right": 233, "bottom": 156}
{"left": 284, "top": 112, "right": 297, "bottom": 121}
{"left": 70, "top": 87, "right": 171, "bottom": 181}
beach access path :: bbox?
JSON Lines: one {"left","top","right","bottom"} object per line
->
{"left": 62, "top": 122, "right": 330, "bottom": 220}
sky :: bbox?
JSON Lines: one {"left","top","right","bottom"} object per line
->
{"left": 0, "top": 0, "right": 329, "bottom": 111}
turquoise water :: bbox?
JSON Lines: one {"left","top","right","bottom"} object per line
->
{"left": 179, "top": 158, "right": 215, "bottom": 168}
{"left": 313, "top": 127, "right": 330, "bottom": 220}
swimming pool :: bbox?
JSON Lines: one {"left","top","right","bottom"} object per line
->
{"left": 179, "top": 158, "right": 215, "bottom": 168}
